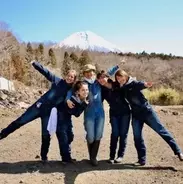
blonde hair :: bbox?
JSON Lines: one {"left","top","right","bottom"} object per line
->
{"left": 66, "top": 69, "right": 77, "bottom": 81}
{"left": 115, "top": 70, "right": 129, "bottom": 81}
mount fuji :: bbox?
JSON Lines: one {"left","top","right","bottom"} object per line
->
{"left": 54, "top": 31, "right": 123, "bottom": 53}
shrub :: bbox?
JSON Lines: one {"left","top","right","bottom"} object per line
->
{"left": 143, "top": 87, "right": 182, "bottom": 105}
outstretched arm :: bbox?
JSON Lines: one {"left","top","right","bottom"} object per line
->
{"left": 133, "top": 81, "right": 153, "bottom": 91}
{"left": 107, "top": 58, "right": 126, "bottom": 76}
{"left": 107, "top": 65, "right": 119, "bottom": 76}
{"left": 31, "top": 61, "right": 61, "bottom": 83}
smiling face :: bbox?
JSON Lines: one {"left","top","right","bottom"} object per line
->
{"left": 83, "top": 70, "right": 95, "bottom": 79}
{"left": 116, "top": 75, "right": 128, "bottom": 85}
{"left": 77, "top": 84, "right": 89, "bottom": 100}
{"left": 97, "top": 75, "right": 108, "bottom": 86}
{"left": 65, "top": 70, "right": 77, "bottom": 84}
{"left": 115, "top": 70, "right": 129, "bottom": 86}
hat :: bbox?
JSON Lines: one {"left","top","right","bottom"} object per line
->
{"left": 82, "top": 64, "right": 96, "bottom": 73}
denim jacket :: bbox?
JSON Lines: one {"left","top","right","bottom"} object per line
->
{"left": 66, "top": 65, "right": 119, "bottom": 117}
{"left": 32, "top": 61, "right": 72, "bottom": 112}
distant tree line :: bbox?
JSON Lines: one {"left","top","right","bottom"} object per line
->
{"left": 117, "top": 50, "right": 183, "bottom": 60}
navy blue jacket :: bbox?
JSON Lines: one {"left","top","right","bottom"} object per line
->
{"left": 33, "top": 61, "right": 88, "bottom": 118}
{"left": 101, "top": 81, "right": 130, "bottom": 116}
{"left": 120, "top": 77, "right": 152, "bottom": 118}
{"left": 32, "top": 62, "right": 72, "bottom": 112}
{"left": 65, "top": 95, "right": 88, "bottom": 117}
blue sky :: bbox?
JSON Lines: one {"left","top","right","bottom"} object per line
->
{"left": 0, "top": 0, "right": 183, "bottom": 56}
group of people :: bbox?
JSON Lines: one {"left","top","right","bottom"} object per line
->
{"left": 0, "top": 60, "right": 182, "bottom": 166}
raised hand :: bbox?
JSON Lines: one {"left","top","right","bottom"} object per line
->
{"left": 118, "top": 58, "right": 127, "bottom": 67}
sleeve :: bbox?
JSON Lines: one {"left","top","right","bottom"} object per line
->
{"left": 66, "top": 96, "right": 88, "bottom": 117}
{"left": 65, "top": 89, "right": 73, "bottom": 102}
{"left": 101, "top": 86, "right": 110, "bottom": 103}
{"left": 133, "top": 80, "right": 147, "bottom": 91}
{"left": 32, "top": 61, "right": 61, "bottom": 84}
{"left": 107, "top": 65, "right": 119, "bottom": 76}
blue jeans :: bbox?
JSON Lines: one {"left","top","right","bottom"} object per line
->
{"left": 0, "top": 103, "right": 40, "bottom": 139}
{"left": 84, "top": 108, "right": 105, "bottom": 143}
{"left": 109, "top": 114, "right": 130, "bottom": 159}
{"left": 0, "top": 102, "right": 51, "bottom": 160}
{"left": 132, "top": 108, "right": 182, "bottom": 162}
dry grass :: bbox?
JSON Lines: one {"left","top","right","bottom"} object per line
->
{"left": 143, "top": 87, "right": 183, "bottom": 105}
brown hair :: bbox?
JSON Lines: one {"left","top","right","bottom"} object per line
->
{"left": 73, "top": 81, "right": 88, "bottom": 93}
{"left": 96, "top": 70, "right": 109, "bottom": 79}
{"left": 115, "top": 70, "right": 129, "bottom": 82}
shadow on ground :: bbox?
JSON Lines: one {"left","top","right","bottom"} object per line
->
{"left": 0, "top": 159, "right": 178, "bottom": 184}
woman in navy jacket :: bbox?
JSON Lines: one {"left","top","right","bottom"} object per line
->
{"left": 0, "top": 61, "right": 77, "bottom": 162}
{"left": 97, "top": 71, "right": 131, "bottom": 164}
{"left": 115, "top": 69, "right": 183, "bottom": 165}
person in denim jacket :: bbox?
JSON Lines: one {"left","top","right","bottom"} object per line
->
{"left": 115, "top": 69, "right": 183, "bottom": 165}
{"left": 0, "top": 61, "right": 77, "bottom": 162}
{"left": 57, "top": 81, "right": 89, "bottom": 164}
{"left": 97, "top": 71, "right": 131, "bottom": 164}
{"left": 67, "top": 64, "right": 119, "bottom": 166}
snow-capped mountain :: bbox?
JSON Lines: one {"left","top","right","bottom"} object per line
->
{"left": 54, "top": 31, "right": 123, "bottom": 53}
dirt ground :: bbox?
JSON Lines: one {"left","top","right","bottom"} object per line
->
{"left": 0, "top": 104, "right": 183, "bottom": 184}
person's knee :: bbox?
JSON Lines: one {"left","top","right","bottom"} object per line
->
{"left": 86, "top": 135, "right": 95, "bottom": 143}
{"left": 95, "top": 131, "right": 103, "bottom": 141}
{"left": 57, "top": 130, "right": 68, "bottom": 143}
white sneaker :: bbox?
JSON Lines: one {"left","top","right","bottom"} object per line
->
{"left": 107, "top": 159, "right": 114, "bottom": 164}
{"left": 178, "top": 153, "right": 183, "bottom": 161}
{"left": 115, "top": 157, "right": 123, "bottom": 163}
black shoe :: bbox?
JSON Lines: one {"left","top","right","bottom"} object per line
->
{"left": 41, "top": 158, "right": 48, "bottom": 164}
{"left": 62, "top": 158, "right": 77, "bottom": 165}
{"left": 0, "top": 133, "right": 3, "bottom": 140}
{"left": 137, "top": 160, "right": 146, "bottom": 166}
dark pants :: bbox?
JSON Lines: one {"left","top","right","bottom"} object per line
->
{"left": 56, "top": 112, "right": 74, "bottom": 162}
{"left": 0, "top": 103, "right": 40, "bottom": 139}
{"left": 40, "top": 114, "right": 74, "bottom": 161}
{"left": 109, "top": 114, "right": 130, "bottom": 160}
{"left": 0, "top": 103, "right": 74, "bottom": 161}
{"left": 132, "top": 108, "right": 182, "bottom": 162}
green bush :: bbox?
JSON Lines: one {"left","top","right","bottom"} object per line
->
{"left": 143, "top": 87, "right": 182, "bottom": 105}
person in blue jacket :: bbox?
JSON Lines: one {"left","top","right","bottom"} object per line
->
{"left": 0, "top": 61, "right": 77, "bottom": 162}
{"left": 67, "top": 64, "right": 119, "bottom": 166}
{"left": 56, "top": 80, "right": 89, "bottom": 164}
{"left": 114, "top": 69, "right": 183, "bottom": 165}
{"left": 97, "top": 70, "right": 131, "bottom": 164}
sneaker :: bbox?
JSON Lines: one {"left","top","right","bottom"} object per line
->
{"left": 178, "top": 153, "right": 183, "bottom": 161}
{"left": 107, "top": 159, "right": 114, "bottom": 164}
{"left": 114, "top": 157, "right": 123, "bottom": 163}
